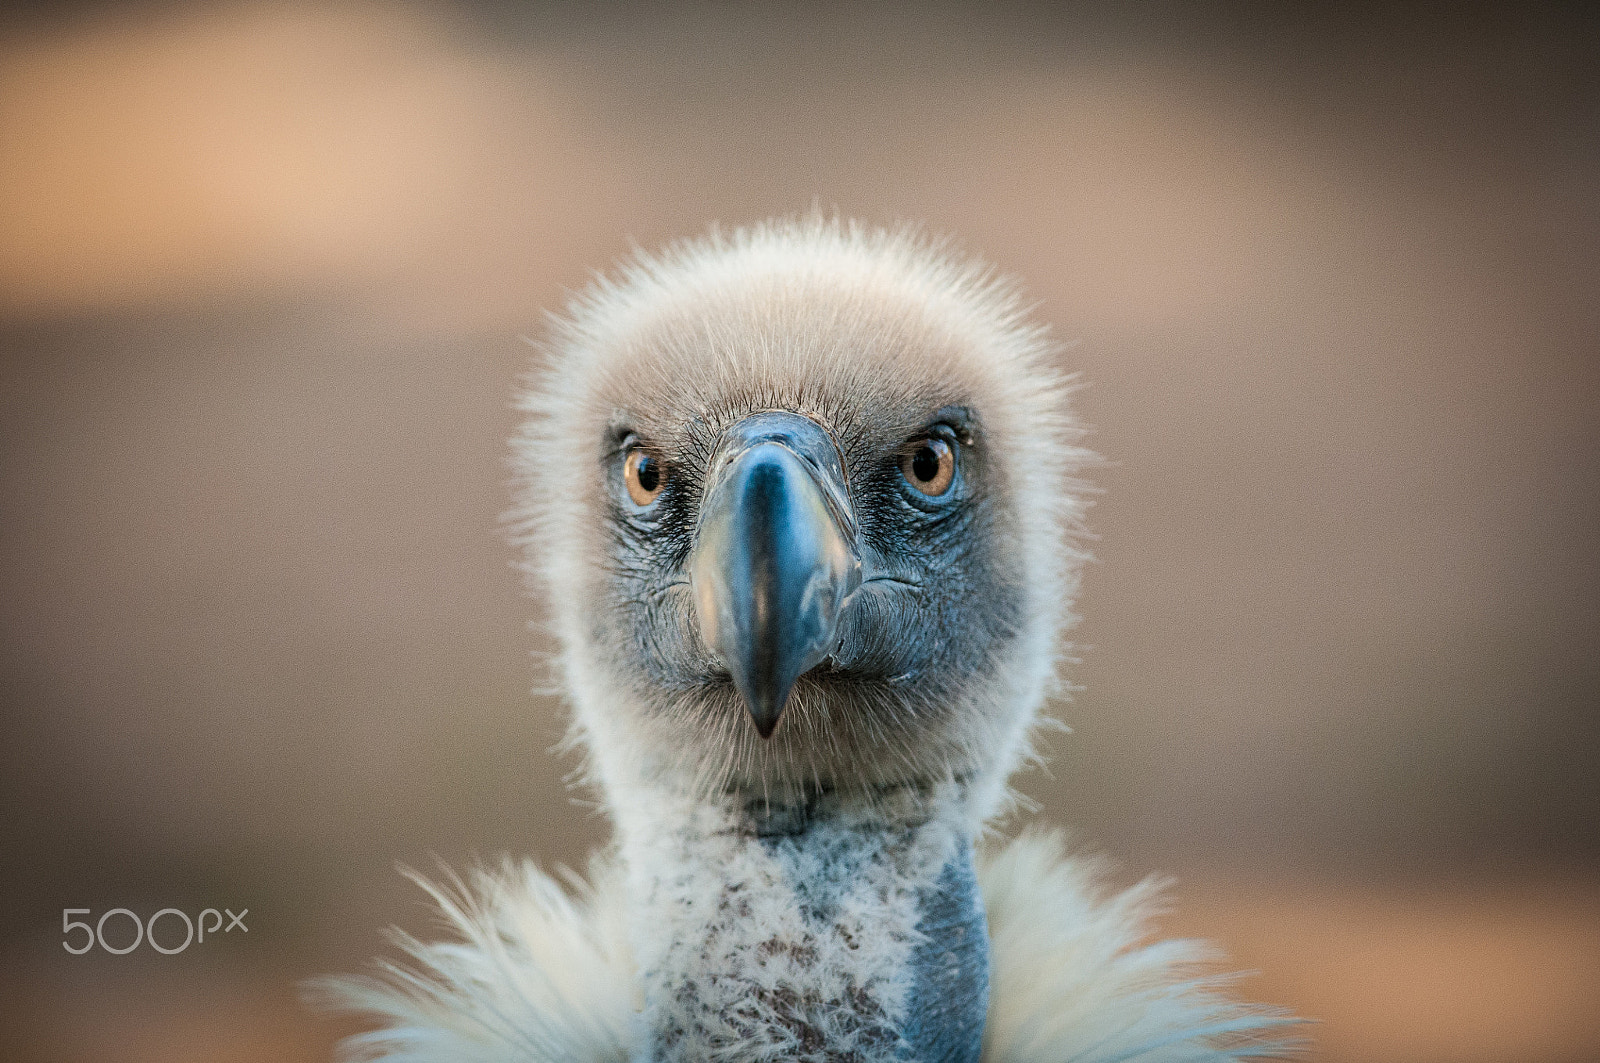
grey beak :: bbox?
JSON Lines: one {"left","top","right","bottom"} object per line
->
{"left": 690, "top": 412, "right": 861, "bottom": 738}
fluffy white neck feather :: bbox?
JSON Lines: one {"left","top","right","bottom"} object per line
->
{"left": 619, "top": 780, "right": 973, "bottom": 1061}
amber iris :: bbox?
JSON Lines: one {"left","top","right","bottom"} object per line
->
{"left": 624, "top": 448, "right": 665, "bottom": 506}
{"left": 901, "top": 437, "right": 955, "bottom": 496}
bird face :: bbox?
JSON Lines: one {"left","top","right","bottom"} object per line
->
{"left": 518, "top": 222, "right": 1087, "bottom": 806}
{"left": 608, "top": 398, "right": 1006, "bottom": 733}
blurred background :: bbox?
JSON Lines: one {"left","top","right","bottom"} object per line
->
{"left": 2, "top": 2, "right": 1597, "bottom": 1061}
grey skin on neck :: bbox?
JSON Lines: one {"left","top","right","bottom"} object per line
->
{"left": 900, "top": 849, "right": 989, "bottom": 1063}
{"left": 626, "top": 787, "right": 989, "bottom": 1063}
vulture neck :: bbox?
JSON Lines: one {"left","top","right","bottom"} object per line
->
{"left": 612, "top": 777, "right": 990, "bottom": 1063}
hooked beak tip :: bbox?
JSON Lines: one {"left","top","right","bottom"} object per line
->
{"left": 730, "top": 664, "right": 790, "bottom": 739}
{"left": 750, "top": 703, "right": 783, "bottom": 740}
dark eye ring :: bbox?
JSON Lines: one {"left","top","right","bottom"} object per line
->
{"left": 623, "top": 447, "right": 666, "bottom": 506}
{"left": 900, "top": 437, "right": 955, "bottom": 497}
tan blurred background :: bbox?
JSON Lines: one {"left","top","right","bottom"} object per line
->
{"left": 2, "top": 2, "right": 1597, "bottom": 1061}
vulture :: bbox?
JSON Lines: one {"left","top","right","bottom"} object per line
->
{"left": 318, "top": 216, "right": 1300, "bottom": 1062}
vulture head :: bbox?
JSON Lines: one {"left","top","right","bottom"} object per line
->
{"left": 323, "top": 218, "right": 1299, "bottom": 1063}
{"left": 515, "top": 217, "right": 1090, "bottom": 818}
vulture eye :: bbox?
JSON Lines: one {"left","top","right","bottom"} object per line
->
{"left": 901, "top": 437, "right": 955, "bottom": 496}
{"left": 623, "top": 447, "right": 666, "bottom": 507}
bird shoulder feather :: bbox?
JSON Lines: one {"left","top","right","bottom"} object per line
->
{"left": 311, "top": 831, "right": 1300, "bottom": 1062}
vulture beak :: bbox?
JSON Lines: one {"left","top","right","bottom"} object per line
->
{"left": 690, "top": 412, "right": 862, "bottom": 738}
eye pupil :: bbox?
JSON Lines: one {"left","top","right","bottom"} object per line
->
{"left": 636, "top": 455, "right": 660, "bottom": 492}
{"left": 624, "top": 446, "right": 666, "bottom": 506}
{"left": 900, "top": 436, "right": 955, "bottom": 497}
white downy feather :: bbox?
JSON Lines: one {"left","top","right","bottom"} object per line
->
{"left": 314, "top": 832, "right": 1299, "bottom": 1062}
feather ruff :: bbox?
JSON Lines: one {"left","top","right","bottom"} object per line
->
{"left": 313, "top": 832, "right": 1300, "bottom": 1062}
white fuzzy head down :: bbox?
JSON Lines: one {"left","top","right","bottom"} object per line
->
{"left": 511, "top": 215, "right": 1092, "bottom": 827}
